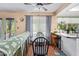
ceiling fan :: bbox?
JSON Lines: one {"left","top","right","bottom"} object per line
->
{"left": 24, "top": 3, "right": 52, "bottom": 11}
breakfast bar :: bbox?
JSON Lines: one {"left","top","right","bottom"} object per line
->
{"left": 56, "top": 33, "right": 79, "bottom": 56}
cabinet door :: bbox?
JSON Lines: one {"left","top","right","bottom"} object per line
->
{"left": 61, "top": 36, "right": 76, "bottom": 56}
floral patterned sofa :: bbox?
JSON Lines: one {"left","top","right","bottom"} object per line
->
{"left": 0, "top": 32, "right": 30, "bottom": 56}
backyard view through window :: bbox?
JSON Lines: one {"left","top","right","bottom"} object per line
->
{"left": 0, "top": 18, "right": 16, "bottom": 40}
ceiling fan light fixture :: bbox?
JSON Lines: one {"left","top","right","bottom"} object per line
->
{"left": 24, "top": 3, "right": 51, "bottom": 11}
{"left": 37, "top": 3, "right": 43, "bottom": 6}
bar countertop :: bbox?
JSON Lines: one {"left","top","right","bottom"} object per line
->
{"left": 55, "top": 33, "right": 79, "bottom": 38}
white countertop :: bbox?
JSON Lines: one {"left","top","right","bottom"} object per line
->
{"left": 55, "top": 33, "right": 78, "bottom": 38}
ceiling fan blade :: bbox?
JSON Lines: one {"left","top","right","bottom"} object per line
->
{"left": 24, "top": 3, "right": 36, "bottom": 7}
{"left": 24, "top": 3, "right": 36, "bottom": 8}
{"left": 42, "top": 7, "right": 48, "bottom": 11}
{"left": 42, "top": 3, "right": 52, "bottom": 5}
{"left": 24, "top": 3, "right": 32, "bottom": 5}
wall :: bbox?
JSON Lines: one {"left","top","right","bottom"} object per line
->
{"left": 0, "top": 11, "right": 57, "bottom": 35}
{"left": 51, "top": 15, "right": 57, "bottom": 33}
{"left": 15, "top": 13, "right": 26, "bottom": 35}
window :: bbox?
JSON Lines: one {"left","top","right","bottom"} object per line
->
{"left": 26, "top": 15, "right": 51, "bottom": 41}
{"left": 0, "top": 18, "right": 16, "bottom": 40}
{"left": 6, "top": 18, "right": 16, "bottom": 39}
{"left": 33, "top": 16, "right": 46, "bottom": 36}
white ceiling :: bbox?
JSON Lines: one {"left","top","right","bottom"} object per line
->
{"left": 0, "top": 3, "right": 64, "bottom": 12}
{"left": 58, "top": 3, "right": 79, "bottom": 16}
{"left": 0, "top": 3, "right": 78, "bottom": 16}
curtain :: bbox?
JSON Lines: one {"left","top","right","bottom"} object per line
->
{"left": 26, "top": 16, "right": 33, "bottom": 43}
{"left": 46, "top": 16, "right": 51, "bottom": 41}
{"left": 32, "top": 16, "right": 47, "bottom": 38}
{"left": 26, "top": 16, "right": 33, "bottom": 37}
{"left": 0, "top": 18, "right": 6, "bottom": 40}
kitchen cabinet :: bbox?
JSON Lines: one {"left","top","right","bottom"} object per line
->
{"left": 61, "top": 36, "right": 76, "bottom": 56}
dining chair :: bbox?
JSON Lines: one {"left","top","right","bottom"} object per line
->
{"left": 32, "top": 37, "right": 49, "bottom": 56}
